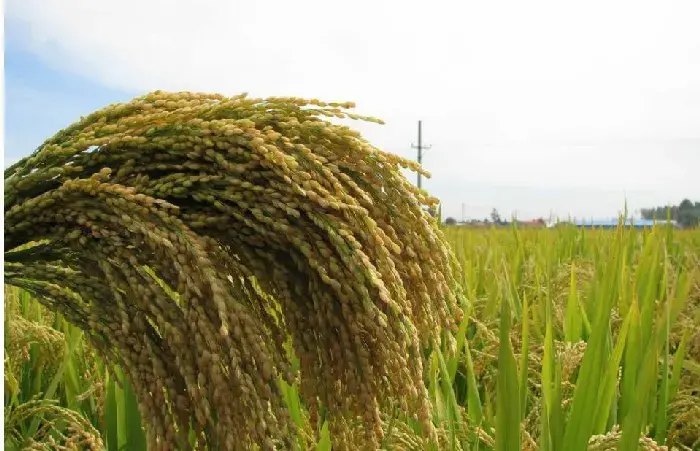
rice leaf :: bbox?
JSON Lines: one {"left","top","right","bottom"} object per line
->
{"left": 495, "top": 295, "right": 521, "bottom": 451}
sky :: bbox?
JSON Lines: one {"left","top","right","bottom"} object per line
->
{"left": 4, "top": 0, "right": 700, "bottom": 221}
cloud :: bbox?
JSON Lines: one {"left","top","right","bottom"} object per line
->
{"left": 6, "top": 0, "right": 700, "bottom": 217}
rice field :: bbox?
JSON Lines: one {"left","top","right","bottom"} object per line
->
{"left": 5, "top": 223, "right": 699, "bottom": 450}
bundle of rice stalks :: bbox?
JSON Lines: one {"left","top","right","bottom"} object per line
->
{"left": 4, "top": 91, "right": 465, "bottom": 450}
{"left": 667, "top": 389, "right": 700, "bottom": 449}
{"left": 4, "top": 396, "right": 104, "bottom": 450}
{"left": 586, "top": 425, "right": 674, "bottom": 451}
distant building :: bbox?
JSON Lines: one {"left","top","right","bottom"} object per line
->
{"left": 564, "top": 219, "right": 679, "bottom": 229}
{"left": 516, "top": 218, "right": 546, "bottom": 228}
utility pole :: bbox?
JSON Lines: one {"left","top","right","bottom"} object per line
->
{"left": 411, "top": 120, "right": 431, "bottom": 189}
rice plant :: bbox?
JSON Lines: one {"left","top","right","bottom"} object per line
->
{"left": 4, "top": 92, "right": 699, "bottom": 450}
{"left": 4, "top": 91, "right": 463, "bottom": 450}
{"left": 7, "top": 225, "right": 699, "bottom": 450}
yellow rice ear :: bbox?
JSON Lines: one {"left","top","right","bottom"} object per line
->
{"left": 4, "top": 91, "right": 464, "bottom": 450}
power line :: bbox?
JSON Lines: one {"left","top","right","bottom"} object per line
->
{"left": 411, "top": 120, "right": 431, "bottom": 189}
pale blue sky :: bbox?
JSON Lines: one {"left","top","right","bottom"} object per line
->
{"left": 5, "top": 0, "right": 700, "bottom": 221}
{"left": 4, "top": 22, "right": 134, "bottom": 165}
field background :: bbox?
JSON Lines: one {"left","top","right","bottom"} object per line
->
{"left": 4, "top": 224, "right": 700, "bottom": 450}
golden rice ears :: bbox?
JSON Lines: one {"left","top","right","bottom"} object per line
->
{"left": 4, "top": 91, "right": 465, "bottom": 450}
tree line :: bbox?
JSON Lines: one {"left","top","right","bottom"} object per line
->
{"left": 640, "top": 199, "right": 700, "bottom": 229}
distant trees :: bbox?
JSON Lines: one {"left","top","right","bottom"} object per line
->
{"left": 641, "top": 199, "right": 700, "bottom": 228}
{"left": 490, "top": 208, "right": 502, "bottom": 225}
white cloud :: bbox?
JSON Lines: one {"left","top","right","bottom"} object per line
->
{"left": 6, "top": 0, "right": 700, "bottom": 218}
